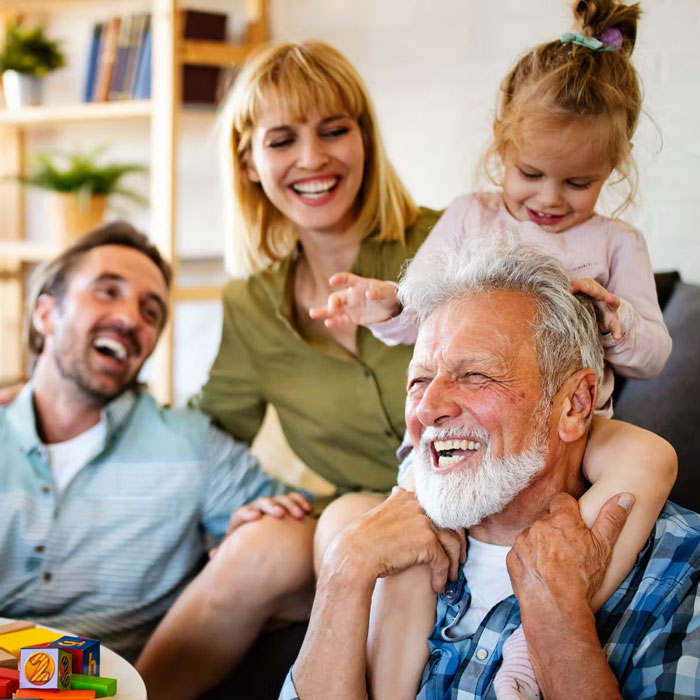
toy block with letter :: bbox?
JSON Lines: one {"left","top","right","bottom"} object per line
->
{"left": 47, "top": 637, "right": 100, "bottom": 676}
{"left": 19, "top": 646, "right": 72, "bottom": 691}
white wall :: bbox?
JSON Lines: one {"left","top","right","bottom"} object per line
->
{"left": 23, "top": 0, "right": 700, "bottom": 403}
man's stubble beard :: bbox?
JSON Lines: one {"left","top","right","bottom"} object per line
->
{"left": 413, "top": 411, "right": 550, "bottom": 530}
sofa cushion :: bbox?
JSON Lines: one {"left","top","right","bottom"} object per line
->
{"left": 614, "top": 282, "right": 700, "bottom": 512}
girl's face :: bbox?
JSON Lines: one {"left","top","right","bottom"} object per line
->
{"left": 246, "top": 104, "right": 365, "bottom": 238}
{"left": 501, "top": 120, "right": 613, "bottom": 233}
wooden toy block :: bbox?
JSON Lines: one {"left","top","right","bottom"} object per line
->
{"left": 0, "top": 629, "right": 62, "bottom": 657}
{"left": 0, "top": 668, "right": 19, "bottom": 680}
{"left": 19, "top": 647, "right": 71, "bottom": 691}
{"left": 47, "top": 638, "right": 100, "bottom": 677}
{"left": 0, "top": 620, "right": 35, "bottom": 636}
{"left": 0, "top": 674, "right": 19, "bottom": 695}
{"left": 14, "top": 690, "right": 96, "bottom": 698}
{"left": 0, "top": 648, "right": 17, "bottom": 669}
{"left": 70, "top": 673, "right": 116, "bottom": 697}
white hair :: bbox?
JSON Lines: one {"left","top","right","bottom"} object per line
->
{"left": 398, "top": 233, "right": 604, "bottom": 399}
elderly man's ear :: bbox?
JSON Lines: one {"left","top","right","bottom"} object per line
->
{"left": 556, "top": 368, "right": 598, "bottom": 443}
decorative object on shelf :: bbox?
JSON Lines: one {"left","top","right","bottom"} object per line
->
{"left": 18, "top": 148, "right": 146, "bottom": 242}
{"left": 0, "top": 23, "right": 66, "bottom": 109}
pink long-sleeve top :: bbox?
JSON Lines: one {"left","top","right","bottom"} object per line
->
{"left": 368, "top": 193, "right": 672, "bottom": 413}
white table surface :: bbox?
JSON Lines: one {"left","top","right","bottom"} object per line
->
{"left": 0, "top": 617, "right": 147, "bottom": 700}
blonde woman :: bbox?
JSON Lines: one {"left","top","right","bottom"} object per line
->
{"left": 137, "top": 41, "right": 440, "bottom": 700}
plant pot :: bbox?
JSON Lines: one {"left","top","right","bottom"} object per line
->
{"left": 1, "top": 70, "right": 42, "bottom": 109}
{"left": 49, "top": 192, "right": 107, "bottom": 245}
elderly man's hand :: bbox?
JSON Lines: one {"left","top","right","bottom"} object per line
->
{"left": 506, "top": 492, "right": 634, "bottom": 607}
{"left": 323, "top": 487, "right": 466, "bottom": 594}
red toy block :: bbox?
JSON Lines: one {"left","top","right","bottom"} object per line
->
{"left": 14, "top": 690, "right": 96, "bottom": 698}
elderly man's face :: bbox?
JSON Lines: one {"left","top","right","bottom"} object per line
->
{"left": 405, "top": 290, "right": 551, "bottom": 528}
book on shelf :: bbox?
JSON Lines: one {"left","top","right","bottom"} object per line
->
{"left": 83, "top": 9, "right": 232, "bottom": 104}
{"left": 82, "top": 22, "right": 103, "bottom": 103}
{"left": 92, "top": 16, "right": 121, "bottom": 102}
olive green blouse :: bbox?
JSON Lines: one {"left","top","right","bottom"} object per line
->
{"left": 199, "top": 207, "right": 442, "bottom": 493}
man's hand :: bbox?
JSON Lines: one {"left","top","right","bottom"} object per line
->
{"left": 505, "top": 492, "right": 634, "bottom": 700}
{"left": 570, "top": 278, "right": 623, "bottom": 341}
{"left": 209, "top": 493, "right": 312, "bottom": 558}
{"left": 325, "top": 487, "right": 466, "bottom": 594}
{"left": 308, "top": 273, "right": 401, "bottom": 328}
{"left": 506, "top": 492, "right": 633, "bottom": 605}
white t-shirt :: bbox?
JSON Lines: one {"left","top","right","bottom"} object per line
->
{"left": 46, "top": 420, "right": 106, "bottom": 495}
{"left": 445, "top": 535, "right": 513, "bottom": 639}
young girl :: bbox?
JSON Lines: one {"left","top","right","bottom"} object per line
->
{"left": 311, "top": 1, "right": 677, "bottom": 699}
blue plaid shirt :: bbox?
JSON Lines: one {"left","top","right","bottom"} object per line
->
{"left": 279, "top": 502, "right": 700, "bottom": 699}
{"left": 0, "top": 384, "right": 287, "bottom": 660}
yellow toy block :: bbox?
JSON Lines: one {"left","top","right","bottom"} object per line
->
{"left": 0, "top": 628, "right": 62, "bottom": 657}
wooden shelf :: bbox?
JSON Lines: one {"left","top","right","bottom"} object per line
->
{"left": 172, "top": 284, "right": 223, "bottom": 303}
{"left": 0, "top": 240, "right": 59, "bottom": 262}
{"left": 0, "top": 100, "right": 152, "bottom": 126}
{"left": 180, "top": 39, "right": 256, "bottom": 68}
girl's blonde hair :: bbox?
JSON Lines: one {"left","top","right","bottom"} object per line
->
{"left": 220, "top": 40, "right": 417, "bottom": 276}
{"left": 484, "top": 0, "right": 642, "bottom": 212}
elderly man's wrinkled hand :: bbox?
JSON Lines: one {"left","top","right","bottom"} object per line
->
{"left": 324, "top": 487, "right": 466, "bottom": 594}
{"left": 506, "top": 492, "right": 634, "bottom": 608}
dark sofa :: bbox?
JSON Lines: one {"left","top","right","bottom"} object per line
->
{"left": 207, "top": 271, "right": 700, "bottom": 700}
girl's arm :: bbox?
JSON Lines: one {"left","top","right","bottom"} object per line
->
{"left": 598, "top": 224, "right": 672, "bottom": 379}
{"left": 581, "top": 417, "right": 677, "bottom": 610}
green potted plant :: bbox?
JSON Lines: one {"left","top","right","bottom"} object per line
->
{"left": 0, "top": 23, "right": 66, "bottom": 108}
{"left": 20, "top": 149, "right": 147, "bottom": 243}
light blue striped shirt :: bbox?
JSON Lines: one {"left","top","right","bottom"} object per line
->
{"left": 0, "top": 384, "right": 287, "bottom": 660}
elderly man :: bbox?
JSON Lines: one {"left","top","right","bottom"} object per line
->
{"left": 281, "top": 239, "right": 700, "bottom": 699}
{"left": 0, "top": 222, "right": 311, "bottom": 664}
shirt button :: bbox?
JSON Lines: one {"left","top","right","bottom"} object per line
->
{"left": 41, "top": 485, "right": 51, "bottom": 494}
{"left": 364, "top": 369, "right": 371, "bottom": 378}
{"left": 35, "top": 545, "right": 45, "bottom": 553}
{"left": 476, "top": 648, "right": 489, "bottom": 661}
{"left": 42, "top": 571, "right": 53, "bottom": 583}
{"left": 444, "top": 582, "right": 457, "bottom": 599}
{"left": 384, "top": 429, "right": 394, "bottom": 438}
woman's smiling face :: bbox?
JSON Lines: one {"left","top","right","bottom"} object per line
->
{"left": 246, "top": 105, "right": 366, "bottom": 237}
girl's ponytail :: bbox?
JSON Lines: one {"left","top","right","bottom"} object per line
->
{"left": 573, "top": 0, "right": 640, "bottom": 56}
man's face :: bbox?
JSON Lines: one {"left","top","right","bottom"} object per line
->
{"left": 405, "top": 291, "right": 552, "bottom": 528}
{"left": 39, "top": 245, "right": 168, "bottom": 405}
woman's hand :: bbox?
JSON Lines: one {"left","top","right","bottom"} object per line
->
{"left": 571, "top": 278, "right": 623, "bottom": 340}
{"left": 309, "top": 272, "right": 401, "bottom": 328}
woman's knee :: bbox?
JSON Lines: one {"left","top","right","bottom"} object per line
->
{"left": 208, "top": 514, "right": 317, "bottom": 603}
{"left": 314, "top": 492, "right": 385, "bottom": 570}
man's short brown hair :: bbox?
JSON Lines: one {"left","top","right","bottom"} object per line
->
{"left": 27, "top": 221, "right": 173, "bottom": 356}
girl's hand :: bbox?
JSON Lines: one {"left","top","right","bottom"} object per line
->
{"left": 570, "top": 278, "right": 623, "bottom": 340}
{"left": 210, "top": 493, "right": 312, "bottom": 558}
{"left": 309, "top": 272, "right": 401, "bottom": 328}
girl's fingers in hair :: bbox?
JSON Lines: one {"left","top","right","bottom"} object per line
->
{"left": 604, "top": 292, "right": 621, "bottom": 310}
{"left": 570, "top": 277, "right": 609, "bottom": 301}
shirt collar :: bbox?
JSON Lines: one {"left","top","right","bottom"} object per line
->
{"left": 5, "top": 381, "right": 138, "bottom": 454}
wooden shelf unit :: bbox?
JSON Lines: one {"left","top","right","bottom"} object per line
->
{"left": 0, "top": 0, "right": 267, "bottom": 402}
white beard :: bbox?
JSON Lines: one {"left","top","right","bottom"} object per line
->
{"left": 413, "top": 425, "right": 548, "bottom": 530}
